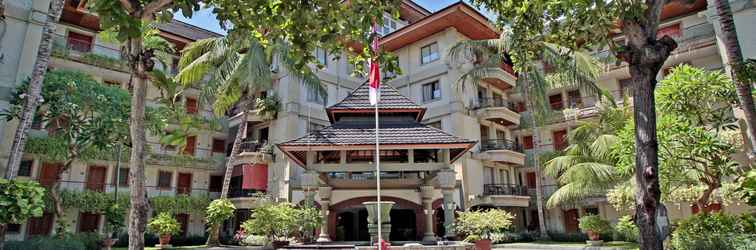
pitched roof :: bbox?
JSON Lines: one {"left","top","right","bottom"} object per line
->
{"left": 326, "top": 81, "right": 426, "bottom": 122}
{"left": 158, "top": 20, "right": 223, "bottom": 41}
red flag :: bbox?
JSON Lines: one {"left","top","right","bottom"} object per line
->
{"left": 369, "top": 24, "right": 380, "bottom": 105}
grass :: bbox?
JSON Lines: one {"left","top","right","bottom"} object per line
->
{"left": 496, "top": 240, "right": 639, "bottom": 249}
{"left": 112, "top": 245, "right": 206, "bottom": 250}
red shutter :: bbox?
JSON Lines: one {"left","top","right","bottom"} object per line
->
{"left": 67, "top": 32, "right": 93, "bottom": 52}
{"left": 39, "top": 163, "right": 62, "bottom": 188}
{"left": 78, "top": 212, "right": 100, "bottom": 232}
{"left": 549, "top": 94, "right": 563, "bottom": 110}
{"left": 85, "top": 165, "right": 107, "bottom": 192}
{"left": 177, "top": 173, "right": 192, "bottom": 195}
{"left": 526, "top": 172, "right": 537, "bottom": 188}
{"left": 211, "top": 138, "right": 226, "bottom": 153}
{"left": 185, "top": 97, "right": 198, "bottom": 114}
{"left": 27, "top": 213, "right": 54, "bottom": 237}
{"left": 657, "top": 23, "right": 682, "bottom": 38}
{"left": 563, "top": 209, "right": 580, "bottom": 233}
{"left": 523, "top": 136, "right": 534, "bottom": 150}
{"left": 184, "top": 136, "right": 196, "bottom": 155}
{"left": 553, "top": 130, "right": 568, "bottom": 151}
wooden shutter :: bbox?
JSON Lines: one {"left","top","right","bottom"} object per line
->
{"left": 176, "top": 173, "right": 192, "bottom": 195}
{"left": 553, "top": 130, "right": 568, "bottom": 151}
{"left": 85, "top": 166, "right": 107, "bottom": 192}
{"left": 183, "top": 136, "right": 196, "bottom": 155}
{"left": 185, "top": 97, "right": 198, "bottom": 114}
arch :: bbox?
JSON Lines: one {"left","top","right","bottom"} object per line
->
{"left": 328, "top": 196, "right": 424, "bottom": 241}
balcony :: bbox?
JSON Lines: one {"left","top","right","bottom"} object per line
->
{"left": 473, "top": 139, "right": 525, "bottom": 165}
{"left": 50, "top": 33, "right": 130, "bottom": 73}
{"left": 232, "top": 141, "right": 274, "bottom": 165}
{"left": 479, "top": 63, "right": 518, "bottom": 90}
{"left": 474, "top": 98, "right": 520, "bottom": 126}
{"left": 227, "top": 110, "right": 269, "bottom": 128}
{"left": 471, "top": 184, "right": 531, "bottom": 207}
{"left": 325, "top": 171, "right": 423, "bottom": 189}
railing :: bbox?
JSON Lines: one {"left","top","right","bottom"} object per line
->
{"left": 239, "top": 140, "right": 273, "bottom": 154}
{"left": 483, "top": 184, "right": 528, "bottom": 196}
{"left": 30, "top": 179, "right": 214, "bottom": 197}
{"left": 327, "top": 171, "right": 421, "bottom": 180}
{"left": 228, "top": 189, "right": 267, "bottom": 198}
{"left": 528, "top": 184, "right": 558, "bottom": 199}
{"left": 51, "top": 33, "right": 129, "bottom": 72}
{"left": 480, "top": 139, "right": 523, "bottom": 152}
{"left": 476, "top": 98, "right": 516, "bottom": 110}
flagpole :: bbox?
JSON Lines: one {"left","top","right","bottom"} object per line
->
{"left": 375, "top": 96, "right": 382, "bottom": 248}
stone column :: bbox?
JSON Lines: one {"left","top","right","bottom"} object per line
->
{"left": 420, "top": 185, "right": 436, "bottom": 241}
{"left": 317, "top": 186, "right": 332, "bottom": 242}
{"left": 437, "top": 169, "right": 457, "bottom": 239}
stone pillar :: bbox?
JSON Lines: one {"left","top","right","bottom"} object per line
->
{"left": 317, "top": 187, "right": 332, "bottom": 242}
{"left": 437, "top": 169, "right": 457, "bottom": 239}
{"left": 420, "top": 185, "right": 436, "bottom": 241}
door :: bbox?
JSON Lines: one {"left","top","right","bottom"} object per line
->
{"left": 259, "top": 127, "right": 269, "bottom": 143}
{"left": 176, "top": 213, "right": 189, "bottom": 237}
{"left": 525, "top": 172, "right": 537, "bottom": 188}
{"left": 39, "top": 163, "right": 61, "bottom": 188}
{"left": 78, "top": 212, "right": 101, "bottom": 232}
{"left": 177, "top": 173, "right": 192, "bottom": 195}
{"left": 563, "top": 209, "right": 580, "bottom": 233}
{"left": 86, "top": 166, "right": 107, "bottom": 192}
{"left": 27, "top": 213, "right": 54, "bottom": 237}
{"left": 183, "top": 136, "right": 196, "bottom": 155}
{"left": 553, "top": 130, "right": 568, "bottom": 151}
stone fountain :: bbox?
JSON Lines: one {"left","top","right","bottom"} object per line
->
{"left": 362, "top": 201, "right": 395, "bottom": 243}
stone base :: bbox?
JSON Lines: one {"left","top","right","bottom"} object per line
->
{"left": 155, "top": 244, "right": 173, "bottom": 249}
{"left": 422, "top": 234, "right": 437, "bottom": 242}
{"left": 586, "top": 240, "right": 604, "bottom": 246}
{"left": 367, "top": 224, "right": 392, "bottom": 243}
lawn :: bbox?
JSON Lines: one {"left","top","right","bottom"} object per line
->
{"left": 495, "top": 240, "right": 639, "bottom": 249}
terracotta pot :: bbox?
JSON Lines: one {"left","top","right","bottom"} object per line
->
{"left": 586, "top": 229, "right": 600, "bottom": 241}
{"left": 272, "top": 240, "right": 290, "bottom": 249}
{"left": 474, "top": 239, "right": 491, "bottom": 250}
{"left": 101, "top": 238, "right": 117, "bottom": 250}
{"left": 159, "top": 234, "right": 171, "bottom": 245}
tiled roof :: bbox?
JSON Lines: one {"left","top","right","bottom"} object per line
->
{"left": 158, "top": 20, "right": 222, "bottom": 41}
{"left": 279, "top": 119, "right": 475, "bottom": 147}
{"left": 327, "top": 81, "right": 424, "bottom": 111}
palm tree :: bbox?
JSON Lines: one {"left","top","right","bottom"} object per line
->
{"left": 544, "top": 101, "right": 631, "bottom": 208}
{"left": 712, "top": 0, "right": 756, "bottom": 159}
{"left": 4, "top": 0, "right": 65, "bottom": 179}
{"left": 176, "top": 34, "right": 325, "bottom": 246}
{"left": 448, "top": 30, "right": 603, "bottom": 238}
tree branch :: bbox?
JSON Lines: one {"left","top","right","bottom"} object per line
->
{"left": 118, "top": 0, "right": 135, "bottom": 13}
{"left": 143, "top": 0, "right": 173, "bottom": 17}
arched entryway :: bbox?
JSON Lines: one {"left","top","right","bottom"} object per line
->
{"left": 329, "top": 196, "right": 424, "bottom": 241}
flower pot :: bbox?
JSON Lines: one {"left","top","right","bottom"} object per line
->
{"left": 586, "top": 229, "right": 600, "bottom": 241}
{"left": 272, "top": 240, "right": 290, "bottom": 249}
{"left": 101, "top": 238, "right": 117, "bottom": 250}
{"left": 159, "top": 234, "right": 172, "bottom": 245}
{"left": 474, "top": 239, "right": 491, "bottom": 250}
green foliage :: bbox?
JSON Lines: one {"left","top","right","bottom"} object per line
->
{"left": 242, "top": 203, "right": 321, "bottom": 242}
{"left": 147, "top": 212, "right": 181, "bottom": 236}
{"left": 104, "top": 203, "right": 127, "bottom": 236}
{"left": 58, "top": 189, "right": 209, "bottom": 215}
{"left": 240, "top": 235, "right": 269, "bottom": 246}
{"left": 577, "top": 215, "right": 611, "bottom": 234}
{"left": 0, "top": 179, "right": 46, "bottom": 224}
{"left": 455, "top": 209, "right": 514, "bottom": 241}
{"left": 68, "top": 232, "right": 105, "bottom": 250}
{"left": 670, "top": 212, "right": 756, "bottom": 250}
{"left": 4, "top": 236, "right": 87, "bottom": 250}
{"left": 737, "top": 170, "right": 756, "bottom": 206}
{"left": 614, "top": 215, "right": 639, "bottom": 242}
{"left": 255, "top": 94, "right": 280, "bottom": 120}
{"left": 150, "top": 195, "right": 211, "bottom": 215}
{"left": 205, "top": 199, "right": 236, "bottom": 227}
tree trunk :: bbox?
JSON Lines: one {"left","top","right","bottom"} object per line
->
{"left": 521, "top": 78, "right": 549, "bottom": 239}
{"left": 49, "top": 158, "right": 75, "bottom": 235}
{"left": 127, "top": 38, "right": 150, "bottom": 250}
{"left": 696, "top": 183, "right": 717, "bottom": 215}
{"left": 4, "top": 0, "right": 65, "bottom": 179}
{"left": 714, "top": 0, "right": 756, "bottom": 159}
{"left": 207, "top": 97, "right": 250, "bottom": 247}
{"left": 0, "top": 224, "right": 7, "bottom": 250}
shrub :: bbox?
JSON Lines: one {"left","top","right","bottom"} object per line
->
{"left": 490, "top": 232, "right": 536, "bottom": 244}
{"left": 670, "top": 212, "right": 756, "bottom": 250}
{"left": 68, "top": 232, "right": 103, "bottom": 250}
{"left": 242, "top": 203, "right": 322, "bottom": 242}
{"left": 171, "top": 235, "right": 208, "bottom": 246}
{"left": 578, "top": 215, "right": 611, "bottom": 234}
{"left": 546, "top": 231, "right": 588, "bottom": 242}
{"left": 147, "top": 212, "right": 181, "bottom": 236}
{"left": 455, "top": 209, "right": 514, "bottom": 241}
{"left": 4, "top": 236, "right": 87, "bottom": 250}
{"left": 241, "top": 235, "right": 269, "bottom": 246}
{"left": 613, "top": 215, "right": 638, "bottom": 242}
{"left": 0, "top": 179, "right": 46, "bottom": 225}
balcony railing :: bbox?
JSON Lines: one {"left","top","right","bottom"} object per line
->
{"left": 480, "top": 139, "right": 523, "bottom": 152}
{"left": 476, "top": 98, "right": 515, "bottom": 110}
{"left": 228, "top": 189, "right": 267, "bottom": 198}
{"left": 483, "top": 184, "right": 528, "bottom": 196}
{"left": 31, "top": 179, "right": 213, "bottom": 197}
{"left": 239, "top": 140, "right": 273, "bottom": 154}
{"left": 51, "top": 33, "right": 130, "bottom": 72}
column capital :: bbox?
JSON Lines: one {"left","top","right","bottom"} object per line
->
{"left": 436, "top": 170, "right": 456, "bottom": 190}
{"left": 318, "top": 186, "right": 333, "bottom": 200}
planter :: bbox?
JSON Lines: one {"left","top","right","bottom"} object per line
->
{"left": 159, "top": 234, "right": 172, "bottom": 246}
{"left": 474, "top": 239, "right": 492, "bottom": 250}
{"left": 101, "top": 238, "right": 117, "bottom": 250}
{"left": 586, "top": 240, "right": 604, "bottom": 246}
{"left": 272, "top": 240, "right": 290, "bottom": 249}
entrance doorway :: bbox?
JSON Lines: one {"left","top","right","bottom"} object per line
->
{"left": 334, "top": 208, "right": 369, "bottom": 241}
{"left": 434, "top": 207, "right": 445, "bottom": 238}
{"left": 563, "top": 209, "right": 579, "bottom": 233}
{"left": 389, "top": 209, "right": 416, "bottom": 241}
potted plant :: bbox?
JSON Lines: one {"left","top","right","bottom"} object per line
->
{"left": 147, "top": 212, "right": 181, "bottom": 247}
{"left": 205, "top": 199, "right": 236, "bottom": 247}
{"left": 455, "top": 209, "right": 514, "bottom": 250}
{"left": 102, "top": 204, "right": 126, "bottom": 250}
{"left": 578, "top": 215, "right": 611, "bottom": 246}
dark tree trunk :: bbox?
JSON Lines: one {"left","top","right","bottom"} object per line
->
{"left": 714, "top": 0, "right": 756, "bottom": 158}
{"left": 207, "top": 97, "right": 250, "bottom": 247}
{"left": 49, "top": 158, "right": 75, "bottom": 234}
{"left": 696, "top": 183, "right": 718, "bottom": 215}
{"left": 520, "top": 75, "right": 549, "bottom": 239}
{"left": 127, "top": 38, "right": 150, "bottom": 250}
{"left": 4, "top": 0, "right": 65, "bottom": 179}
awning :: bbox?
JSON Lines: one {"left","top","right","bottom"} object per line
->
{"left": 232, "top": 164, "right": 268, "bottom": 190}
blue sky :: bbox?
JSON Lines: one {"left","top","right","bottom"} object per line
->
{"left": 174, "top": 1, "right": 493, "bottom": 35}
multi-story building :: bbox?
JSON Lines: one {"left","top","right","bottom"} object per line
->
{"left": 1, "top": 0, "right": 754, "bottom": 243}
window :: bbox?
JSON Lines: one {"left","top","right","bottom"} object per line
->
{"left": 380, "top": 16, "right": 399, "bottom": 35}
{"left": 656, "top": 23, "right": 682, "bottom": 38}
{"left": 183, "top": 136, "right": 196, "bottom": 155}
{"left": 584, "top": 207, "right": 600, "bottom": 215}
{"left": 315, "top": 47, "right": 328, "bottom": 67}
{"left": 421, "top": 81, "right": 441, "bottom": 102}
{"left": 6, "top": 223, "right": 20, "bottom": 233}
{"left": 549, "top": 94, "right": 563, "bottom": 110}
{"left": 567, "top": 90, "right": 582, "bottom": 108}
{"left": 208, "top": 175, "right": 223, "bottom": 192}
{"left": 306, "top": 86, "right": 326, "bottom": 105}
{"left": 113, "top": 168, "right": 129, "bottom": 187}
{"left": 553, "top": 130, "right": 568, "bottom": 151}
{"left": 420, "top": 42, "right": 439, "bottom": 64}
{"left": 18, "top": 160, "right": 33, "bottom": 177}
{"left": 185, "top": 97, "right": 198, "bottom": 114}
{"left": 492, "top": 93, "right": 504, "bottom": 107}
{"left": 496, "top": 130, "right": 507, "bottom": 140}
{"left": 78, "top": 212, "right": 100, "bottom": 232}
{"left": 523, "top": 136, "right": 534, "bottom": 150}
{"left": 212, "top": 138, "right": 226, "bottom": 153}
{"left": 480, "top": 125, "right": 489, "bottom": 140}
{"left": 157, "top": 171, "right": 172, "bottom": 189}
{"left": 66, "top": 32, "right": 93, "bottom": 53}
